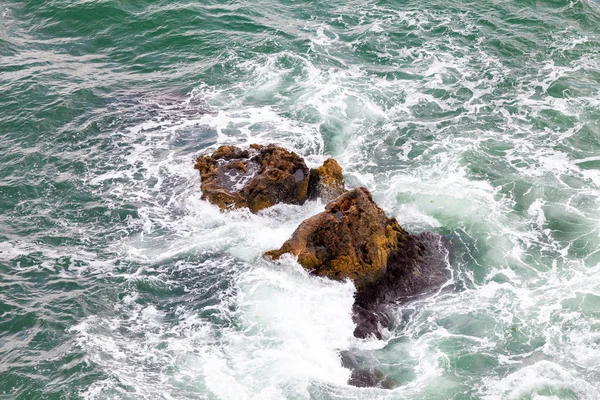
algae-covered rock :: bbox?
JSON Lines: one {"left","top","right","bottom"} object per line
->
{"left": 194, "top": 144, "right": 310, "bottom": 213}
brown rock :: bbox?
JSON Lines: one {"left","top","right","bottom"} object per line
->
{"left": 265, "top": 186, "right": 451, "bottom": 339}
{"left": 307, "top": 158, "right": 347, "bottom": 203}
{"left": 194, "top": 144, "right": 310, "bottom": 213}
{"left": 265, "top": 187, "right": 408, "bottom": 288}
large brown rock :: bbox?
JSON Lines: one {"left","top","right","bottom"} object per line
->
{"left": 265, "top": 186, "right": 450, "bottom": 339}
{"left": 265, "top": 187, "right": 408, "bottom": 288}
{"left": 194, "top": 144, "right": 310, "bottom": 213}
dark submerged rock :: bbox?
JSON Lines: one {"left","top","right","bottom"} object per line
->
{"left": 348, "top": 368, "right": 398, "bottom": 389}
{"left": 351, "top": 304, "right": 390, "bottom": 340}
{"left": 352, "top": 231, "right": 451, "bottom": 339}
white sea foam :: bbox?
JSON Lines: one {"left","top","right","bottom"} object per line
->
{"left": 75, "top": 259, "right": 358, "bottom": 400}
{"left": 482, "top": 360, "right": 600, "bottom": 400}
{"left": 70, "top": 1, "right": 600, "bottom": 398}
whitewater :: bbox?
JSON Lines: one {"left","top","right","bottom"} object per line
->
{"left": 1, "top": 0, "right": 600, "bottom": 398}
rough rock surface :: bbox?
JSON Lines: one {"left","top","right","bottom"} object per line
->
{"left": 265, "top": 187, "right": 411, "bottom": 288}
{"left": 308, "top": 158, "right": 346, "bottom": 203}
{"left": 353, "top": 230, "right": 450, "bottom": 339}
{"left": 265, "top": 186, "right": 450, "bottom": 339}
{"left": 195, "top": 144, "right": 350, "bottom": 213}
{"left": 194, "top": 144, "right": 310, "bottom": 213}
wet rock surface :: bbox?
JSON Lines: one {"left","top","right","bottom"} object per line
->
{"left": 351, "top": 231, "right": 451, "bottom": 338}
{"left": 194, "top": 144, "right": 310, "bottom": 213}
{"left": 265, "top": 187, "right": 451, "bottom": 339}
{"left": 194, "top": 144, "right": 349, "bottom": 213}
{"left": 348, "top": 368, "right": 398, "bottom": 389}
{"left": 307, "top": 158, "right": 346, "bottom": 203}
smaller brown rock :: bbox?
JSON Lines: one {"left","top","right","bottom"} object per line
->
{"left": 194, "top": 144, "right": 310, "bottom": 213}
{"left": 308, "top": 158, "right": 347, "bottom": 203}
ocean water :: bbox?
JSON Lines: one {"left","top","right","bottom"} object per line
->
{"left": 1, "top": 0, "right": 600, "bottom": 398}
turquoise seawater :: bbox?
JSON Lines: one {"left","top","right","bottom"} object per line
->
{"left": 2, "top": 0, "right": 600, "bottom": 398}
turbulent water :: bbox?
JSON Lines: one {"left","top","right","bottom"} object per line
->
{"left": 2, "top": 0, "right": 600, "bottom": 398}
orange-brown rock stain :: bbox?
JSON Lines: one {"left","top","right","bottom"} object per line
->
{"left": 308, "top": 158, "right": 346, "bottom": 203}
{"left": 264, "top": 187, "right": 412, "bottom": 289}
